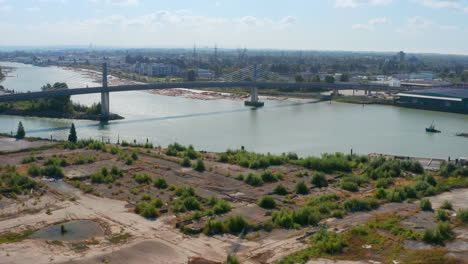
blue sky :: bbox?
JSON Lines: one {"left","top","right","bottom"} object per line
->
{"left": 0, "top": 0, "right": 467, "bottom": 54}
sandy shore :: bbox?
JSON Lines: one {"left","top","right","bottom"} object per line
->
{"left": 66, "top": 66, "right": 317, "bottom": 103}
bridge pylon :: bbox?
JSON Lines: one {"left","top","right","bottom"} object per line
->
{"left": 244, "top": 64, "right": 264, "bottom": 107}
{"left": 100, "top": 62, "right": 110, "bottom": 121}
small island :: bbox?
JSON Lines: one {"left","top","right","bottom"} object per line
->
{"left": 0, "top": 82, "right": 123, "bottom": 121}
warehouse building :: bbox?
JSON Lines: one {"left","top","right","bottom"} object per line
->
{"left": 396, "top": 88, "right": 468, "bottom": 114}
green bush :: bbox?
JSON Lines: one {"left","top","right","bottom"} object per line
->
{"left": 154, "top": 177, "right": 168, "bottom": 189}
{"left": 340, "top": 181, "right": 358, "bottom": 192}
{"left": 22, "top": 155, "right": 36, "bottom": 164}
{"left": 226, "top": 255, "right": 241, "bottom": 264}
{"left": 223, "top": 215, "right": 249, "bottom": 234}
{"left": 41, "top": 165, "right": 64, "bottom": 178}
{"left": 311, "top": 229, "right": 348, "bottom": 254}
{"left": 217, "top": 149, "right": 290, "bottom": 169}
{"left": 0, "top": 172, "right": 37, "bottom": 195}
{"left": 440, "top": 201, "right": 453, "bottom": 210}
{"left": 374, "top": 188, "right": 387, "bottom": 199}
{"left": 212, "top": 199, "right": 232, "bottom": 214}
{"left": 184, "top": 145, "right": 199, "bottom": 159}
{"left": 174, "top": 186, "right": 195, "bottom": 197}
{"left": 134, "top": 173, "right": 152, "bottom": 184}
{"left": 422, "top": 222, "right": 454, "bottom": 245}
{"left": 91, "top": 167, "right": 123, "bottom": 184}
{"left": 272, "top": 209, "right": 295, "bottom": 229}
{"left": 436, "top": 209, "right": 449, "bottom": 222}
{"left": 27, "top": 164, "right": 41, "bottom": 177}
{"left": 258, "top": 196, "right": 276, "bottom": 209}
{"left": 273, "top": 184, "right": 289, "bottom": 195}
{"left": 343, "top": 197, "right": 379, "bottom": 212}
{"left": 295, "top": 180, "right": 309, "bottom": 195}
{"left": 457, "top": 208, "right": 468, "bottom": 223}
{"left": 203, "top": 219, "right": 223, "bottom": 235}
{"left": 141, "top": 193, "right": 151, "bottom": 201}
{"left": 376, "top": 178, "right": 393, "bottom": 188}
{"left": 311, "top": 172, "right": 328, "bottom": 188}
{"left": 296, "top": 153, "right": 352, "bottom": 173}
{"left": 193, "top": 159, "right": 206, "bottom": 172}
{"left": 420, "top": 199, "right": 432, "bottom": 211}
{"left": 261, "top": 170, "right": 279, "bottom": 182}
{"left": 244, "top": 173, "right": 263, "bottom": 186}
{"left": 172, "top": 196, "right": 202, "bottom": 212}
{"left": 181, "top": 157, "right": 192, "bottom": 167}
{"left": 73, "top": 155, "right": 86, "bottom": 165}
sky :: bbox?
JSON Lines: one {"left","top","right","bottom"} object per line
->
{"left": 0, "top": 0, "right": 467, "bottom": 54}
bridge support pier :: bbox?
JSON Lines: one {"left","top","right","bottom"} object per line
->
{"left": 244, "top": 86, "right": 264, "bottom": 107}
{"left": 100, "top": 63, "right": 110, "bottom": 121}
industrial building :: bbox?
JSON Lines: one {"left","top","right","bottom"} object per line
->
{"left": 397, "top": 88, "right": 468, "bottom": 114}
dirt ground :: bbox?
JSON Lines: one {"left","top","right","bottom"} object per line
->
{"left": 0, "top": 140, "right": 467, "bottom": 264}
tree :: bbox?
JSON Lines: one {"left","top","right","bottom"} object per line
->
{"left": 186, "top": 70, "right": 196, "bottom": 81}
{"left": 15, "top": 121, "right": 25, "bottom": 139}
{"left": 294, "top": 74, "right": 304, "bottom": 83}
{"left": 68, "top": 123, "right": 77, "bottom": 143}
{"left": 340, "top": 74, "right": 349, "bottom": 82}
{"left": 312, "top": 75, "right": 321, "bottom": 82}
{"left": 325, "top": 76, "right": 335, "bottom": 83}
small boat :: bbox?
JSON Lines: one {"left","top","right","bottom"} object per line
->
{"left": 456, "top": 133, "right": 468, "bottom": 138}
{"left": 426, "top": 122, "right": 441, "bottom": 133}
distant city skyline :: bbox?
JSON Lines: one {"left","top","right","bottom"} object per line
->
{"left": 0, "top": 0, "right": 467, "bottom": 55}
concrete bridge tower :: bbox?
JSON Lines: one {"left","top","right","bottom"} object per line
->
{"left": 244, "top": 64, "right": 264, "bottom": 107}
{"left": 100, "top": 63, "right": 110, "bottom": 120}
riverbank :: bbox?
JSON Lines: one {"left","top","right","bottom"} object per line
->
{"left": 0, "top": 109, "right": 123, "bottom": 121}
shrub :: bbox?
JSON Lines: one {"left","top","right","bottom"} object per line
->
{"left": 226, "top": 255, "right": 241, "bottom": 264}
{"left": 295, "top": 181, "right": 309, "bottom": 195}
{"left": 174, "top": 186, "right": 195, "bottom": 197}
{"left": 296, "top": 153, "right": 352, "bottom": 173}
{"left": 293, "top": 207, "right": 320, "bottom": 226}
{"left": 154, "top": 177, "right": 168, "bottom": 189}
{"left": 244, "top": 173, "right": 263, "bottom": 186}
{"left": 311, "top": 229, "right": 348, "bottom": 254}
{"left": 374, "top": 188, "right": 387, "bottom": 199}
{"left": 436, "top": 209, "right": 449, "bottom": 222}
{"left": 181, "top": 157, "right": 191, "bottom": 167}
{"left": 110, "top": 146, "right": 120, "bottom": 155}
{"left": 184, "top": 145, "right": 199, "bottom": 159}
{"left": 422, "top": 222, "right": 454, "bottom": 245}
{"left": 261, "top": 170, "right": 279, "bottom": 183}
{"left": 340, "top": 181, "right": 357, "bottom": 192}
{"left": 203, "top": 219, "right": 223, "bottom": 235}
{"left": 258, "top": 196, "right": 276, "bottom": 209}
{"left": 273, "top": 184, "right": 289, "bottom": 195}
{"left": 213, "top": 199, "right": 232, "bottom": 214}
{"left": 343, "top": 197, "right": 379, "bottom": 212}
{"left": 22, "top": 156, "right": 36, "bottom": 164}
{"left": 223, "top": 215, "right": 249, "bottom": 234}
{"left": 73, "top": 155, "right": 86, "bottom": 165}
{"left": 131, "top": 151, "right": 138, "bottom": 160}
{"left": 0, "top": 172, "right": 37, "bottom": 195}
{"left": 272, "top": 209, "right": 295, "bottom": 229}
{"left": 440, "top": 201, "right": 453, "bottom": 210}
{"left": 457, "top": 209, "right": 468, "bottom": 223}
{"left": 87, "top": 156, "right": 96, "bottom": 163}
{"left": 420, "top": 199, "right": 432, "bottom": 211}
{"left": 27, "top": 164, "right": 41, "bottom": 176}
{"left": 141, "top": 194, "right": 151, "bottom": 201}
{"left": 134, "top": 173, "right": 152, "bottom": 184}
{"left": 172, "top": 196, "right": 202, "bottom": 212}
{"left": 376, "top": 178, "right": 393, "bottom": 188}
{"left": 311, "top": 172, "right": 328, "bottom": 188}
{"left": 193, "top": 159, "right": 206, "bottom": 172}
{"left": 295, "top": 170, "right": 308, "bottom": 177}
{"left": 41, "top": 165, "right": 64, "bottom": 178}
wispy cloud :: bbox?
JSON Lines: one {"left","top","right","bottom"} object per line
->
{"left": 397, "top": 16, "right": 462, "bottom": 33}
{"left": 334, "top": 0, "right": 393, "bottom": 8}
{"left": 352, "top": 17, "right": 390, "bottom": 30}
{"left": 90, "top": 0, "right": 139, "bottom": 6}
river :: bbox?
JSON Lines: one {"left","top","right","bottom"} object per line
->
{"left": 1, "top": 61, "right": 468, "bottom": 159}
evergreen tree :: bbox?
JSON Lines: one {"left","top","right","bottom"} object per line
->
{"left": 15, "top": 121, "right": 25, "bottom": 139}
{"left": 68, "top": 123, "right": 77, "bottom": 143}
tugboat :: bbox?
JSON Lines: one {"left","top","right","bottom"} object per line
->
{"left": 426, "top": 121, "right": 441, "bottom": 133}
